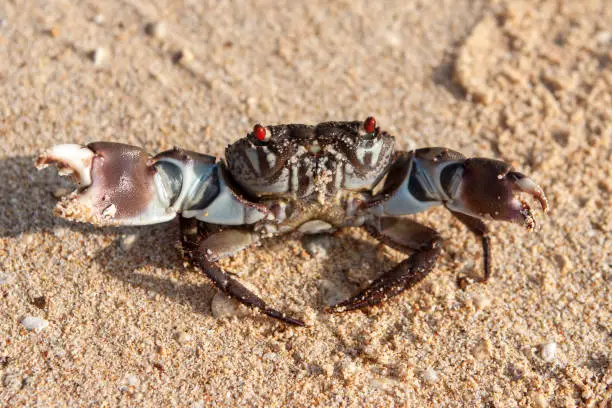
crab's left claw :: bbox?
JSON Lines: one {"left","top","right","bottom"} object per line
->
{"left": 36, "top": 143, "right": 179, "bottom": 226}
{"left": 446, "top": 158, "right": 549, "bottom": 231}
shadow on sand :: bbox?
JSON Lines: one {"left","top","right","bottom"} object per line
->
{"left": 1, "top": 155, "right": 215, "bottom": 317}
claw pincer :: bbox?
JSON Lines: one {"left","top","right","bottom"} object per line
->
{"left": 368, "top": 149, "right": 548, "bottom": 231}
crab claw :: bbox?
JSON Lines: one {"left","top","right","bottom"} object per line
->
{"left": 446, "top": 158, "right": 549, "bottom": 231}
{"left": 36, "top": 144, "right": 95, "bottom": 186}
{"left": 36, "top": 142, "right": 179, "bottom": 226}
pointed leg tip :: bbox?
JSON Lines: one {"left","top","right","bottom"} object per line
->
{"left": 262, "top": 308, "right": 306, "bottom": 327}
{"left": 286, "top": 318, "right": 306, "bottom": 327}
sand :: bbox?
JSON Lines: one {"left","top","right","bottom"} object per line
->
{"left": 0, "top": 0, "right": 610, "bottom": 406}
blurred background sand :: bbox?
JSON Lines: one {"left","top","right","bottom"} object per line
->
{"left": 0, "top": 0, "right": 610, "bottom": 406}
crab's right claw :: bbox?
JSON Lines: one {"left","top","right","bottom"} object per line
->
{"left": 36, "top": 142, "right": 178, "bottom": 226}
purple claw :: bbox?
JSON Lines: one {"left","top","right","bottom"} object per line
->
{"left": 446, "top": 159, "right": 549, "bottom": 231}
{"left": 36, "top": 142, "right": 178, "bottom": 226}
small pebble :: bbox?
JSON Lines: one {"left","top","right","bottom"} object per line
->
{"left": 145, "top": 21, "right": 167, "bottom": 38}
{"left": 93, "top": 14, "right": 105, "bottom": 25}
{"left": 246, "top": 96, "right": 257, "bottom": 109}
{"left": 49, "top": 26, "right": 60, "bottom": 37}
{"left": 473, "top": 294, "right": 491, "bottom": 310}
{"left": 53, "top": 187, "right": 70, "bottom": 198}
{"left": 174, "top": 331, "right": 192, "bottom": 344}
{"left": 21, "top": 316, "right": 49, "bottom": 332}
{"left": 263, "top": 352, "right": 280, "bottom": 362}
{"left": 120, "top": 234, "right": 138, "bottom": 251}
{"left": 90, "top": 47, "right": 107, "bottom": 65}
{"left": 533, "top": 393, "right": 548, "bottom": 408}
{"left": 422, "top": 367, "right": 438, "bottom": 383}
{"left": 596, "top": 31, "right": 612, "bottom": 45}
{"left": 173, "top": 48, "right": 193, "bottom": 64}
{"left": 0, "top": 273, "right": 12, "bottom": 285}
{"left": 211, "top": 293, "right": 247, "bottom": 319}
{"left": 385, "top": 32, "right": 402, "bottom": 47}
{"left": 53, "top": 226, "right": 69, "bottom": 238}
{"left": 125, "top": 374, "right": 139, "bottom": 387}
{"left": 303, "top": 236, "right": 331, "bottom": 258}
{"left": 541, "top": 342, "right": 557, "bottom": 362}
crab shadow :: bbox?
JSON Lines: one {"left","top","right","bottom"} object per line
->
{"left": 0, "top": 155, "right": 179, "bottom": 244}
{"left": 91, "top": 228, "right": 218, "bottom": 317}
{"left": 90, "top": 229, "right": 388, "bottom": 321}
{"left": 1, "top": 155, "right": 390, "bottom": 320}
{"left": 0, "top": 155, "right": 116, "bottom": 238}
{"left": 0, "top": 155, "right": 212, "bottom": 316}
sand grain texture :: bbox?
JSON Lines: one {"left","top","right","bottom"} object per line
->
{"left": 0, "top": 0, "right": 610, "bottom": 406}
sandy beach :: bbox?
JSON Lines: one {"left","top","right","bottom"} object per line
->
{"left": 0, "top": 0, "right": 610, "bottom": 406}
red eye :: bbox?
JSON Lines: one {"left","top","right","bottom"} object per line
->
{"left": 253, "top": 124, "right": 268, "bottom": 142}
{"left": 364, "top": 116, "right": 376, "bottom": 134}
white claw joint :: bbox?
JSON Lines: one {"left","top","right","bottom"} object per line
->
{"left": 35, "top": 142, "right": 180, "bottom": 226}
{"left": 36, "top": 144, "right": 94, "bottom": 187}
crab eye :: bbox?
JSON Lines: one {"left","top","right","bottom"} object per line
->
{"left": 253, "top": 124, "right": 270, "bottom": 143}
{"left": 364, "top": 116, "right": 377, "bottom": 134}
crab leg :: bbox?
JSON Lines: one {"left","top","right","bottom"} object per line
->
{"left": 451, "top": 211, "right": 491, "bottom": 282}
{"left": 328, "top": 217, "right": 442, "bottom": 312}
{"left": 180, "top": 218, "right": 305, "bottom": 326}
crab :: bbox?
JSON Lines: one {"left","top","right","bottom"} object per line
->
{"left": 35, "top": 117, "right": 548, "bottom": 326}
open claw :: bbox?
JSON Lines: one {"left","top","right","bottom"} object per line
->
{"left": 36, "top": 142, "right": 178, "bottom": 226}
{"left": 446, "top": 158, "right": 549, "bottom": 231}
{"left": 506, "top": 172, "right": 549, "bottom": 231}
{"left": 36, "top": 144, "right": 95, "bottom": 187}
{"left": 508, "top": 171, "right": 549, "bottom": 213}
